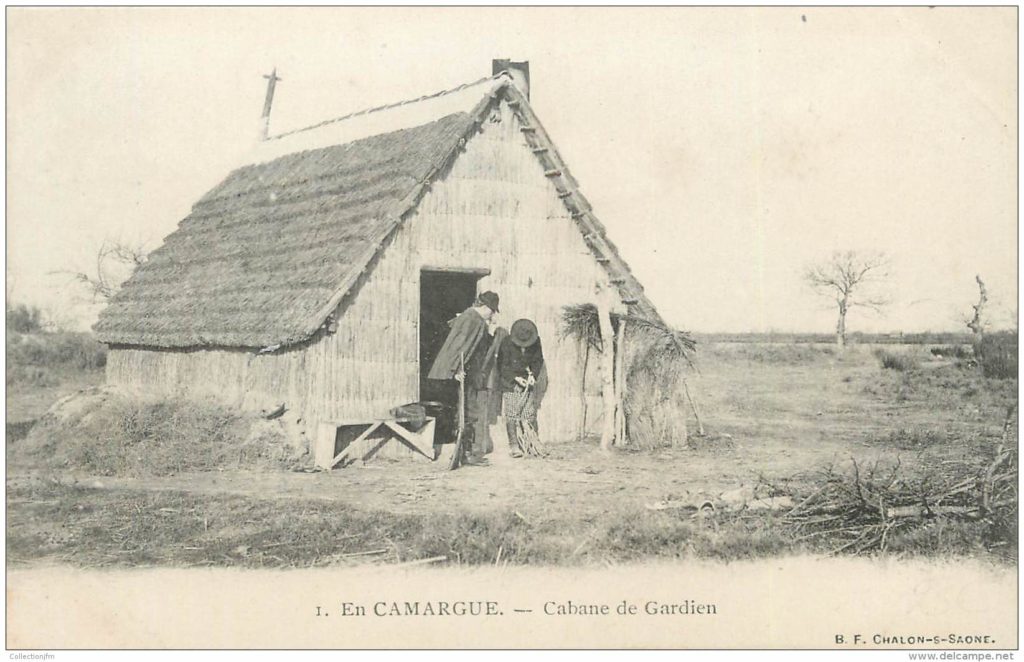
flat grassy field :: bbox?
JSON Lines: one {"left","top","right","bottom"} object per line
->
{"left": 6, "top": 342, "right": 1017, "bottom": 567}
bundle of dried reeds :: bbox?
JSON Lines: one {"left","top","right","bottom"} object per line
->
{"left": 559, "top": 304, "right": 696, "bottom": 357}
{"left": 559, "top": 303, "right": 604, "bottom": 351}
{"left": 513, "top": 419, "right": 546, "bottom": 457}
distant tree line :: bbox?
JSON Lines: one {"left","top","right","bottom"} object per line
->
{"left": 693, "top": 331, "right": 977, "bottom": 346}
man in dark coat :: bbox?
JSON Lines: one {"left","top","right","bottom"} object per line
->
{"left": 427, "top": 291, "right": 500, "bottom": 464}
{"left": 497, "top": 318, "right": 544, "bottom": 458}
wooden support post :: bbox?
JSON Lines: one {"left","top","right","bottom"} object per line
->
{"left": 578, "top": 340, "right": 591, "bottom": 442}
{"left": 596, "top": 286, "right": 617, "bottom": 452}
{"left": 314, "top": 423, "right": 338, "bottom": 470}
{"left": 614, "top": 318, "right": 627, "bottom": 447}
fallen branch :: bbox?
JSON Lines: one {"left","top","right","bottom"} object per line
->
{"left": 340, "top": 548, "right": 388, "bottom": 558}
{"left": 885, "top": 504, "right": 978, "bottom": 519}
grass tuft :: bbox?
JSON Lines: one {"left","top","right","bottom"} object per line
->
{"left": 875, "top": 349, "right": 918, "bottom": 372}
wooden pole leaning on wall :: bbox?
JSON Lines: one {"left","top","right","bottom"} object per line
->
{"left": 681, "top": 376, "right": 705, "bottom": 437}
{"left": 596, "top": 285, "right": 617, "bottom": 452}
{"left": 578, "top": 341, "right": 590, "bottom": 442}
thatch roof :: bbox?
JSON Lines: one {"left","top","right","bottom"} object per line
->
{"left": 95, "top": 73, "right": 660, "bottom": 349}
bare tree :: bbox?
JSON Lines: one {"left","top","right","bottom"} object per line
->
{"left": 965, "top": 275, "right": 988, "bottom": 341}
{"left": 804, "top": 250, "right": 890, "bottom": 348}
{"left": 57, "top": 239, "right": 148, "bottom": 302}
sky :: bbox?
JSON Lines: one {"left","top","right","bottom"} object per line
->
{"left": 6, "top": 7, "right": 1018, "bottom": 334}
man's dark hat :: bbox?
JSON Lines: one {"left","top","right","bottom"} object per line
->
{"left": 478, "top": 291, "right": 500, "bottom": 313}
{"left": 510, "top": 318, "right": 539, "bottom": 348}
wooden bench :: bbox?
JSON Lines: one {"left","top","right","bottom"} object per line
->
{"left": 314, "top": 417, "right": 437, "bottom": 470}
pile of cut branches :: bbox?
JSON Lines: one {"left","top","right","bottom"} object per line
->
{"left": 781, "top": 407, "right": 1017, "bottom": 556}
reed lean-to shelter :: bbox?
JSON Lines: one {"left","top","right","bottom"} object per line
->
{"left": 94, "top": 60, "right": 666, "bottom": 453}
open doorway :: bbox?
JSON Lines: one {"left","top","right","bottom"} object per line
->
{"left": 419, "top": 268, "right": 488, "bottom": 442}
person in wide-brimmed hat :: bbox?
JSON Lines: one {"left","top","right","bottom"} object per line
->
{"left": 496, "top": 318, "right": 544, "bottom": 458}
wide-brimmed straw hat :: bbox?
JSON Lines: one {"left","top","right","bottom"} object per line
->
{"left": 510, "top": 318, "right": 539, "bottom": 347}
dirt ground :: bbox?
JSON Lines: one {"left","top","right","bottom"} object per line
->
{"left": 6, "top": 342, "right": 1017, "bottom": 571}
{"left": 7, "top": 343, "right": 1013, "bottom": 523}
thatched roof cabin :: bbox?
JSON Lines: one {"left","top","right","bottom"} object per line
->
{"left": 95, "top": 60, "right": 662, "bottom": 453}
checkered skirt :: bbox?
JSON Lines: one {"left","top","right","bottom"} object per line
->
{"left": 502, "top": 387, "right": 537, "bottom": 420}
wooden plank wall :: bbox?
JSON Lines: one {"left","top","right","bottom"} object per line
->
{"left": 107, "top": 99, "right": 618, "bottom": 443}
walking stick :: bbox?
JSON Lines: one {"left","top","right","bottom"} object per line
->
{"left": 448, "top": 352, "right": 467, "bottom": 470}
